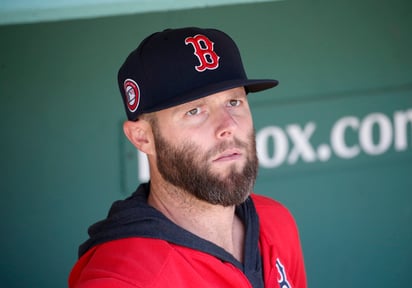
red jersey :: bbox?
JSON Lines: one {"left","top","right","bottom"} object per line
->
{"left": 69, "top": 184, "right": 306, "bottom": 288}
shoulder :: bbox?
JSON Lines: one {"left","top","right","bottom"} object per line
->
{"left": 250, "top": 194, "right": 300, "bottom": 241}
{"left": 250, "top": 193, "right": 292, "bottom": 218}
{"left": 70, "top": 238, "right": 174, "bottom": 288}
{"left": 69, "top": 237, "right": 247, "bottom": 288}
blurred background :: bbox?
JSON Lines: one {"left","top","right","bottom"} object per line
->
{"left": 1, "top": 0, "right": 411, "bottom": 287}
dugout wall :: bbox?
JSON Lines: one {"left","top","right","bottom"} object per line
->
{"left": 1, "top": 0, "right": 411, "bottom": 287}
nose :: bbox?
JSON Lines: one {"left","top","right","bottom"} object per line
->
{"left": 214, "top": 108, "right": 237, "bottom": 139}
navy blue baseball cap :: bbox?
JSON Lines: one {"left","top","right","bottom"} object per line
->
{"left": 118, "top": 27, "right": 278, "bottom": 121}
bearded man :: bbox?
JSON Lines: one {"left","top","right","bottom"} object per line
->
{"left": 69, "top": 27, "right": 307, "bottom": 288}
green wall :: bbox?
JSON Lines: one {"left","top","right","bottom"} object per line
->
{"left": 1, "top": 0, "right": 411, "bottom": 287}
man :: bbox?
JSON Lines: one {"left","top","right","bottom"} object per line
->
{"left": 69, "top": 27, "right": 307, "bottom": 288}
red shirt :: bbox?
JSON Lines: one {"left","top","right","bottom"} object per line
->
{"left": 69, "top": 191, "right": 306, "bottom": 288}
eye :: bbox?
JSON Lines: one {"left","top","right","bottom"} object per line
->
{"left": 228, "top": 99, "right": 241, "bottom": 107}
{"left": 186, "top": 107, "right": 201, "bottom": 116}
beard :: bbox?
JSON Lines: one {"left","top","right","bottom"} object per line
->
{"left": 153, "top": 128, "right": 258, "bottom": 207}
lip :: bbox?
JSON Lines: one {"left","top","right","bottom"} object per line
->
{"left": 212, "top": 148, "right": 243, "bottom": 162}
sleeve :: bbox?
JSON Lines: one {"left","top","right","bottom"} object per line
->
{"left": 68, "top": 245, "right": 143, "bottom": 288}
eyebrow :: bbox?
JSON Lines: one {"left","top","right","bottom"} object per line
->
{"left": 172, "top": 98, "right": 206, "bottom": 113}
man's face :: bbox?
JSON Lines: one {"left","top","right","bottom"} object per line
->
{"left": 151, "top": 87, "right": 258, "bottom": 206}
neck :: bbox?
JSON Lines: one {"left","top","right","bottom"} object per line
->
{"left": 148, "top": 178, "right": 245, "bottom": 262}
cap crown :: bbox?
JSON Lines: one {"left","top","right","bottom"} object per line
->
{"left": 118, "top": 27, "right": 277, "bottom": 120}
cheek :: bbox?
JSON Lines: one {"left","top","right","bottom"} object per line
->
{"left": 174, "top": 129, "right": 210, "bottom": 152}
{"left": 238, "top": 115, "right": 254, "bottom": 134}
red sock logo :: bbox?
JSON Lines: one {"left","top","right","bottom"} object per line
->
{"left": 185, "top": 34, "right": 220, "bottom": 72}
{"left": 276, "top": 258, "right": 292, "bottom": 288}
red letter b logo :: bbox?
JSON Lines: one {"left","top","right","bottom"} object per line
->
{"left": 185, "top": 34, "right": 220, "bottom": 72}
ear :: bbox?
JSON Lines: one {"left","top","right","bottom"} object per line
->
{"left": 123, "top": 119, "right": 155, "bottom": 155}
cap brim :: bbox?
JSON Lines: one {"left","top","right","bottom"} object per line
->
{"left": 143, "top": 78, "right": 278, "bottom": 115}
{"left": 244, "top": 79, "right": 279, "bottom": 93}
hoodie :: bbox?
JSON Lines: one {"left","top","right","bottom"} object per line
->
{"left": 69, "top": 183, "right": 306, "bottom": 288}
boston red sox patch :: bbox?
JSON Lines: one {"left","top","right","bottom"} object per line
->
{"left": 123, "top": 79, "right": 140, "bottom": 113}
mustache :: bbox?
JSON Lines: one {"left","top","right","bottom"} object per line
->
{"left": 204, "top": 137, "right": 249, "bottom": 160}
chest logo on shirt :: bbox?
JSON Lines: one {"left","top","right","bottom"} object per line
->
{"left": 276, "top": 258, "right": 292, "bottom": 288}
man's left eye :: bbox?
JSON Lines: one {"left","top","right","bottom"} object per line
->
{"left": 186, "top": 107, "right": 201, "bottom": 116}
{"left": 228, "top": 99, "right": 241, "bottom": 107}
